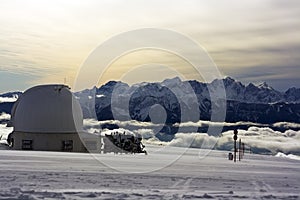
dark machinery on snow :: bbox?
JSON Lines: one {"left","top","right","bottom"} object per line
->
{"left": 81, "top": 131, "right": 147, "bottom": 155}
{"left": 103, "top": 132, "right": 147, "bottom": 155}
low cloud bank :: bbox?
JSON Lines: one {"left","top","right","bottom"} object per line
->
{"left": 0, "top": 113, "right": 11, "bottom": 121}
{"left": 170, "top": 133, "right": 218, "bottom": 149}
{"left": 169, "top": 127, "right": 300, "bottom": 155}
{"left": 83, "top": 119, "right": 300, "bottom": 155}
{"left": 83, "top": 118, "right": 300, "bottom": 131}
{"left": 83, "top": 119, "right": 158, "bottom": 129}
{"left": 0, "top": 124, "right": 13, "bottom": 144}
{"left": 0, "top": 113, "right": 11, "bottom": 145}
{"left": 0, "top": 97, "right": 17, "bottom": 103}
{"left": 273, "top": 122, "right": 300, "bottom": 129}
{"left": 174, "top": 120, "right": 263, "bottom": 127}
{"left": 218, "top": 127, "right": 300, "bottom": 154}
{"left": 83, "top": 118, "right": 265, "bottom": 129}
{"left": 152, "top": 127, "right": 300, "bottom": 155}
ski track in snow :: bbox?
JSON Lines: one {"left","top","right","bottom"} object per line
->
{"left": 0, "top": 146, "right": 300, "bottom": 199}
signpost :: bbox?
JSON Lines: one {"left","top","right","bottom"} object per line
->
{"left": 233, "top": 129, "right": 238, "bottom": 162}
{"left": 239, "top": 138, "right": 241, "bottom": 161}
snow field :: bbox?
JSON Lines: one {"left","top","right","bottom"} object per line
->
{"left": 0, "top": 146, "right": 299, "bottom": 199}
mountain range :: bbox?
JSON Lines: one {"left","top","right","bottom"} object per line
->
{"left": 1, "top": 77, "right": 300, "bottom": 125}
{"left": 75, "top": 77, "right": 300, "bottom": 124}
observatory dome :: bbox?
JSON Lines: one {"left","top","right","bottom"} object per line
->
{"left": 11, "top": 85, "right": 83, "bottom": 133}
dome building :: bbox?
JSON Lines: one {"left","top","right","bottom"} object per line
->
{"left": 9, "top": 85, "right": 87, "bottom": 152}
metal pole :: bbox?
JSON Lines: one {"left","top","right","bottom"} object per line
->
{"left": 239, "top": 138, "right": 241, "bottom": 161}
{"left": 234, "top": 140, "right": 236, "bottom": 162}
{"left": 233, "top": 129, "right": 238, "bottom": 162}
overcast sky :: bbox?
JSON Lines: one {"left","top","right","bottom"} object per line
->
{"left": 0, "top": 0, "right": 299, "bottom": 93}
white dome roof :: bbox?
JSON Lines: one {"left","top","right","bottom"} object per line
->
{"left": 12, "top": 85, "right": 83, "bottom": 133}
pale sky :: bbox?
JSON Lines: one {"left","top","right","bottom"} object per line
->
{"left": 0, "top": 0, "right": 299, "bottom": 93}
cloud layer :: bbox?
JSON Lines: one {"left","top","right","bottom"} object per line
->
{"left": 83, "top": 119, "right": 300, "bottom": 155}
{"left": 0, "top": 113, "right": 11, "bottom": 121}
{"left": 0, "top": 124, "right": 13, "bottom": 144}
{"left": 0, "top": 97, "right": 17, "bottom": 103}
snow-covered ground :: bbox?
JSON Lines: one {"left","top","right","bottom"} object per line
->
{"left": 0, "top": 146, "right": 299, "bottom": 199}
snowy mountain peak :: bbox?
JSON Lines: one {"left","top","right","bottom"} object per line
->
{"left": 247, "top": 82, "right": 255, "bottom": 87}
{"left": 257, "top": 82, "right": 273, "bottom": 90}
{"left": 161, "top": 77, "right": 183, "bottom": 87}
{"left": 223, "top": 76, "right": 236, "bottom": 83}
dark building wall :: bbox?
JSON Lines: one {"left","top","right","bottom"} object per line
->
{"left": 10, "top": 132, "right": 87, "bottom": 152}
